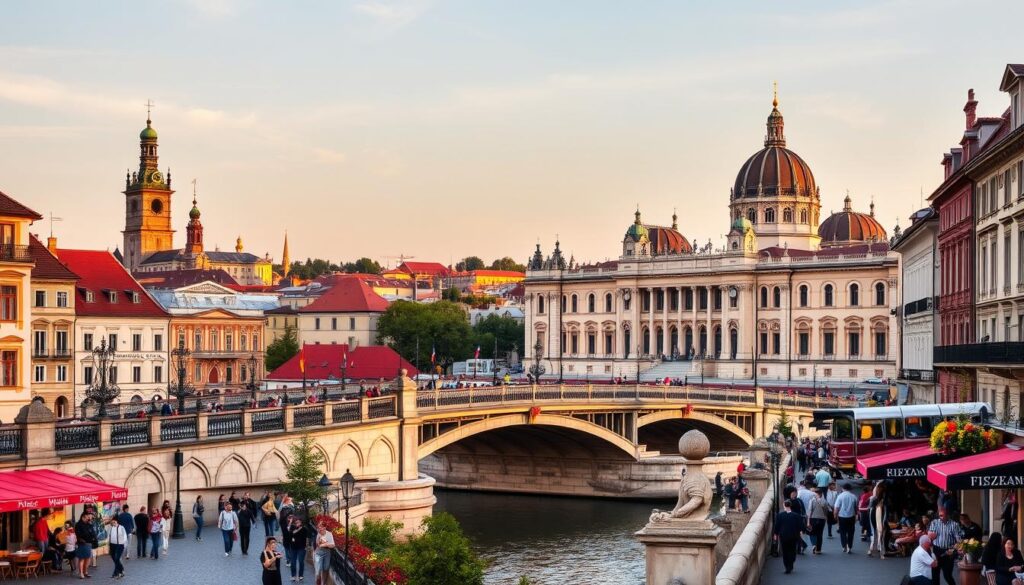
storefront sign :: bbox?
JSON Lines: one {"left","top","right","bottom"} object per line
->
{"left": 968, "top": 475, "right": 1024, "bottom": 488}
{"left": 885, "top": 467, "right": 926, "bottom": 478}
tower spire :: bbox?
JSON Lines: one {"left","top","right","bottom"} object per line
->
{"left": 282, "top": 231, "right": 291, "bottom": 277}
{"left": 185, "top": 180, "right": 203, "bottom": 255}
{"left": 765, "top": 83, "right": 785, "bottom": 147}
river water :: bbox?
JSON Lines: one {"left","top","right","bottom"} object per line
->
{"left": 434, "top": 489, "right": 668, "bottom": 585}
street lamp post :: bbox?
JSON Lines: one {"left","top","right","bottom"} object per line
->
{"left": 85, "top": 339, "right": 120, "bottom": 418}
{"left": 246, "top": 353, "right": 260, "bottom": 402}
{"left": 339, "top": 469, "right": 355, "bottom": 564}
{"left": 172, "top": 449, "right": 185, "bottom": 538}
{"left": 528, "top": 338, "right": 545, "bottom": 384}
{"left": 317, "top": 474, "right": 332, "bottom": 520}
{"left": 169, "top": 343, "right": 196, "bottom": 415}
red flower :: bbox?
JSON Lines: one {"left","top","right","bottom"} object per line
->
{"left": 682, "top": 404, "right": 694, "bottom": 417}
{"left": 964, "top": 423, "right": 975, "bottom": 432}
{"left": 528, "top": 406, "right": 542, "bottom": 423}
{"left": 946, "top": 421, "right": 957, "bottom": 432}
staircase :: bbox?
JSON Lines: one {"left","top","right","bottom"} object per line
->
{"left": 638, "top": 359, "right": 699, "bottom": 382}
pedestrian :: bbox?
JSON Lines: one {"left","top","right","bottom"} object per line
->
{"left": 786, "top": 486, "right": 808, "bottom": 554}
{"left": 74, "top": 511, "right": 97, "bottom": 578}
{"left": 149, "top": 509, "right": 163, "bottom": 559}
{"left": 229, "top": 491, "right": 241, "bottom": 511}
{"left": 161, "top": 507, "right": 172, "bottom": 554}
{"left": 858, "top": 482, "right": 873, "bottom": 542}
{"left": 238, "top": 501, "right": 254, "bottom": 556}
{"left": 313, "top": 522, "right": 335, "bottom": 585}
{"left": 867, "top": 481, "right": 888, "bottom": 558}
{"left": 773, "top": 499, "right": 803, "bottom": 574}
{"left": 286, "top": 516, "right": 307, "bottom": 582}
{"left": 33, "top": 508, "right": 52, "bottom": 552}
{"left": 44, "top": 528, "right": 63, "bottom": 572}
{"left": 117, "top": 504, "right": 135, "bottom": 560}
{"left": 107, "top": 515, "right": 128, "bottom": 579}
{"left": 807, "top": 488, "right": 830, "bottom": 554}
{"left": 736, "top": 475, "right": 750, "bottom": 513}
{"left": 724, "top": 478, "right": 737, "bottom": 511}
{"left": 219, "top": 502, "right": 239, "bottom": 556}
{"left": 217, "top": 493, "right": 226, "bottom": 513}
{"left": 278, "top": 496, "right": 295, "bottom": 534}
{"left": 814, "top": 466, "right": 830, "bottom": 490}
{"left": 714, "top": 471, "right": 723, "bottom": 498}
{"left": 908, "top": 534, "right": 938, "bottom": 585}
{"left": 927, "top": 506, "right": 964, "bottom": 585}
{"left": 63, "top": 524, "right": 77, "bottom": 574}
{"left": 994, "top": 536, "right": 1024, "bottom": 585}
{"left": 981, "top": 532, "right": 1002, "bottom": 583}
{"left": 192, "top": 495, "right": 206, "bottom": 541}
{"left": 134, "top": 506, "right": 150, "bottom": 559}
{"left": 960, "top": 513, "right": 983, "bottom": 541}
{"left": 261, "top": 536, "right": 284, "bottom": 585}
{"left": 833, "top": 483, "right": 858, "bottom": 554}
{"left": 824, "top": 482, "right": 839, "bottom": 539}
{"left": 261, "top": 494, "right": 279, "bottom": 535}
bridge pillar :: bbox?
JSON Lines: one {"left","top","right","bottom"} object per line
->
{"left": 393, "top": 370, "right": 421, "bottom": 482}
{"left": 15, "top": 400, "right": 58, "bottom": 467}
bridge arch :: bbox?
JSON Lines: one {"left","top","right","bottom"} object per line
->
{"left": 333, "top": 440, "right": 364, "bottom": 474}
{"left": 418, "top": 413, "right": 639, "bottom": 460}
{"left": 637, "top": 410, "right": 752, "bottom": 452}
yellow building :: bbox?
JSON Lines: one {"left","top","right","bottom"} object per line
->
{"left": 29, "top": 235, "right": 78, "bottom": 418}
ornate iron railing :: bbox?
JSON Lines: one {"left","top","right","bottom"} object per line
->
{"left": 332, "top": 401, "right": 360, "bottom": 423}
{"left": 293, "top": 405, "right": 325, "bottom": 428}
{"left": 110, "top": 420, "right": 150, "bottom": 446}
{"left": 55, "top": 423, "right": 100, "bottom": 452}
{"left": 0, "top": 426, "right": 22, "bottom": 456}
{"left": 367, "top": 397, "right": 396, "bottom": 419}
{"left": 207, "top": 413, "right": 242, "bottom": 437}
{"left": 160, "top": 416, "right": 198, "bottom": 442}
{"left": 252, "top": 409, "right": 284, "bottom": 433}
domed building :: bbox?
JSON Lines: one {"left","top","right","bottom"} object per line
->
{"left": 818, "top": 195, "right": 887, "bottom": 248}
{"left": 622, "top": 209, "right": 692, "bottom": 257}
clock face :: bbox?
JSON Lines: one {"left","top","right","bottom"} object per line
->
{"left": 729, "top": 286, "right": 738, "bottom": 298}
{"left": 623, "top": 290, "right": 631, "bottom": 301}
{"left": 150, "top": 170, "right": 163, "bottom": 183}
{"left": 151, "top": 198, "right": 164, "bottom": 214}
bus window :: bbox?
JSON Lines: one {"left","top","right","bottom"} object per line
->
{"left": 904, "top": 416, "right": 933, "bottom": 438}
{"left": 832, "top": 416, "right": 853, "bottom": 441}
{"left": 858, "top": 420, "right": 884, "bottom": 441}
{"left": 884, "top": 418, "right": 903, "bottom": 439}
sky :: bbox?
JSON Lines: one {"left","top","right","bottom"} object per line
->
{"left": 1, "top": 0, "right": 1023, "bottom": 268}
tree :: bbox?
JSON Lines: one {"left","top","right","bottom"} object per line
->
{"left": 472, "top": 314, "right": 524, "bottom": 359}
{"left": 280, "top": 434, "right": 327, "bottom": 520}
{"left": 775, "top": 407, "right": 794, "bottom": 438}
{"left": 490, "top": 256, "right": 526, "bottom": 272}
{"left": 265, "top": 325, "right": 299, "bottom": 372}
{"left": 343, "top": 257, "right": 382, "bottom": 274}
{"left": 376, "top": 301, "right": 474, "bottom": 367}
{"left": 350, "top": 516, "right": 403, "bottom": 554}
{"left": 394, "top": 512, "right": 485, "bottom": 585}
{"left": 442, "top": 287, "right": 461, "bottom": 302}
{"left": 455, "top": 256, "right": 484, "bottom": 272}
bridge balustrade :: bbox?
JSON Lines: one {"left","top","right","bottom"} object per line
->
{"left": 332, "top": 401, "right": 360, "bottom": 423}
{"left": 160, "top": 416, "right": 199, "bottom": 442}
{"left": 0, "top": 426, "right": 22, "bottom": 456}
{"left": 294, "top": 405, "right": 325, "bottom": 428}
{"left": 55, "top": 422, "right": 100, "bottom": 452}
{"left": 207, "top": 412, "right": 243, "bottom": 437}
{"left": 367, "top": 396, "right": 397, "bottom": 419}
{"left": 110, "top": 420, "right": 150, "bottom": 446}
{"left": 252, "top": 409, "right": 285, "bottom": 433}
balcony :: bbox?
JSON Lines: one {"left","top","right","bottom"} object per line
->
{"left": 934, "top": 342, "right": 1024, "bottom": 367}
{"left": 32, "top": 349, "right": 72, "bottom": 360}
{"left": 0, "top": 244, "right": 32, "bottom": 263}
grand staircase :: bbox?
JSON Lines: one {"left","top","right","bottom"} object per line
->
{"left": 638, "top": 359, "right": 699, "bottom": 382}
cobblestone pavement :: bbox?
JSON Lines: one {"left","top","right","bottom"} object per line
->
{"left": 761, "top": 528, "right": 915, "bottom": 585}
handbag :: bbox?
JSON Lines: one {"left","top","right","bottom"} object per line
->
{"left": 231, "top": 530, "right": 238, "bottom": 541}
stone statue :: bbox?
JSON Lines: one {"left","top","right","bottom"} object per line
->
{"left": 650, "top": 429, "right": 714, "bottom": 523}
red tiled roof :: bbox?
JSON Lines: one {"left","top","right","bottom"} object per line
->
{"left": 28, "top": 235, "right": 78, "bottom": 281}
{"left": 298, "top": 277, "right": 389, "bottom": 313}
{"left": 398, "top": 261, "right": 449, "bottom": 276}
{"left": 54, "top": 249, "right": 168, "bottom": 318}
{"left": 0, "top": 190, "right": 43, "bottom": 220}
{"left": 266, "top": 343, "right": 418, "bottom": 381}
{"left": 134, "top": 269, "right": 239, "bottom": 289}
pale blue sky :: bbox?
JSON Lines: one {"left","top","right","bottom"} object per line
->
{"left": 1, "top": 0, "right": 1022, "bottom": 265}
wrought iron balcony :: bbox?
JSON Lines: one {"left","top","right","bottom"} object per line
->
{"left": 0, "top": 244, "right": 32, "bottom": 263}
{"left": 934, "top": 342, "right": 1024, "bottom": 367}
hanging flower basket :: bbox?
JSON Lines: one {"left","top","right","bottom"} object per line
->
{"left": 929, "top": 416, "right": 1001, "bottom": 456}
{"left": 528, "top": 406, "right": 542, "bottom": 423}
{"left": 682, "top": 404, "right": 694, "bottom": 417}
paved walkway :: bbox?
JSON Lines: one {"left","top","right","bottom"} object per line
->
{"left": 761, "top": 528, "right": 913, "bottom": 585}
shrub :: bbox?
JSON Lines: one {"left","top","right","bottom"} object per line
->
{"left": 351, "top": 516, "right": 403, "bottom": 555}
{"left": 394, "top": 512, "right": 485, "bottom": 585}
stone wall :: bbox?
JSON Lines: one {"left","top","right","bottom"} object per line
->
{"left": 715, "top": 455, "right": 788, "bottom": 585}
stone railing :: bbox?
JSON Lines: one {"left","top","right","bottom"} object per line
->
{"left": 10, "top": 395, "right": 399, "bottom": 459}
{"left": 715, "top": 454, "right": 789, "bottom": 585}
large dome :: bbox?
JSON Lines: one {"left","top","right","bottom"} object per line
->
{"left": 818, "top": 195, "right": 887, "bottom": 247}
{"left": 733, "top": 146, "right": 816, "bottom": 199}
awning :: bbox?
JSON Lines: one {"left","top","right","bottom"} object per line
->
{"left": 855, "top": 444, "right": 948, "bottom": 480}
{"left": 927, "top": 445, "right": 1024, "bottom": 490}
{"left": 0, "top": 469, "right": 128, "bottom": 512}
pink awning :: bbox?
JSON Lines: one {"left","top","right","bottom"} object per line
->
{"left": 927, "top": 445, "right": 1024, "bottom": 490}
{"left": 0, "top": 469, "right": 127, "bottom": 512}
{"left": 855, "top": 444, "right": 945, "bottom": 480}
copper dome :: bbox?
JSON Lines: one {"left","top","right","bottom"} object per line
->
{"left": 818, "top": 196, "right": 887, "bottom": 247}
{"left": 648, "top": 226, "right": 692, "bottom": 255}
{"left": 732, "top": 100, "right": 817, "bottom": 199}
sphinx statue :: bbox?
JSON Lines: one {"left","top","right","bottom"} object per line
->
{"left": 650, "top": 429, "right": 714, "bottom": 523}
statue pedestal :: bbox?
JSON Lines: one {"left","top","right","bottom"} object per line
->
{"left": 635, "top": 519, "right": 723, "bottom": 585}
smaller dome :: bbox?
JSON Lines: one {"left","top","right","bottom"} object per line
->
{"left": 140, "top": 120, "right": 158, "bottom": 140}
{"left": 625, "top": 209, "right": 649, "bottom": 241}
{"left": 818, "top": 195, "right": 887, "bottom": 247}
{"left": 731, "top": 217, "right": 753, "bottom": 233}
{"left": 189, "top": 198, "right": 201, "bottom": 220}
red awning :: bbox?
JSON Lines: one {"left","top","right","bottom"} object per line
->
{"left": 0, "top": 469, "right": 128, "bottom": 513}
{"left": 855, "top": 444, "right": 948, "bottom": 480}
{"left": 927, "top": 445, "right": 1024, "bottom": 490}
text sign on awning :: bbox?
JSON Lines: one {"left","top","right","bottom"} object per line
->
{"left": 926, "top": 446, "right": 1024, "bottom": 491}
{"left": 856, "top": 444, "right": 945, "bottom": 480}
{"left": 11, "top": 490, "right": 129, "bottom": 512}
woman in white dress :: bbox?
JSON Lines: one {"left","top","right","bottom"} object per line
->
{"left": 161, "top": 508, "right": 173, "bottom": 554}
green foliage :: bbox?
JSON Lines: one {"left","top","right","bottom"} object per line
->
{"left": 376, "top": 301, "right": 474, "bottom": 366}
{"left": 394, "top": 512, "right": 485, "bottom": 585}
{"left": 280, "top": 434, "right": 327, "bottom": 519}
{"left": 517, "top": 577, "right": 534, "bottom": 585}
{"left": 455, "top": 256, "right": 485, "bottom": 272}
{"left": 288, "top": 258, "right": 342, "bottom": 280}
{"left": 350, "top": 516, "right": 403, "bottom": 555}
{"left": 472, "top": 314, "right": 524, "bottom": 358}
{"left": 442, "top": 287, "right": 462, "bottom": 302}
{"left": 265, "top": 325, "right": 299, "bottom": 372}
{"left": 490, "top": 257, "right": 526, "bottom": 272}
{"left": 343, "top": 257, "right": 383, "bottom": 274}
{"left": 776, "top": 407, "right": 794, "bottom": 438}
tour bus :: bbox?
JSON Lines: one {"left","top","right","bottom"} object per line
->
{"left": 812, "top": 402, "right": 991, "bottom": 475}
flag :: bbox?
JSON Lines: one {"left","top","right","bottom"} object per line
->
{"left": 342, "top": 350, "right": 348, "bottom": 368}
{"left": 298, "top": 347, "right": 305, "bottom": 373}
{"left": 474, "top": 345, "right": 481, "bottom": 359}
{"left": 430, "top": 345, "right": 436, "bottom": 365}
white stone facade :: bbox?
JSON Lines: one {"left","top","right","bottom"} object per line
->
{"left": 74, "top": 317, "right": 170, "bottom": 408}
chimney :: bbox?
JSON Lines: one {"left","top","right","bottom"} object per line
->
{"left": 964, "top": 88, "right": 978, "bottom": 129}
{"left": 47, "top": 235, "right": 57, "bottom": 253}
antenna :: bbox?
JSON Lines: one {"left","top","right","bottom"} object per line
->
{"left": 49, "top": 212, "right": 63, "bottom": 238}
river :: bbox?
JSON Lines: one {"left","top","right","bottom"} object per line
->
{"left": 434, "top": 489, "right": 671, "bottom": 585}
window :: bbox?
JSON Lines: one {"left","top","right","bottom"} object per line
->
{"left": 56, "top": 365, "right": 67, "bottom": 383}
{"left": 874, "top": 331, "right": 886, "bottom": 356}
{"left": 799, "top": 285, "right": 808, "bottom": 307}
{"left": 800, "top": 208, "right": 808, "bottom": 224}
{"left": 33, "top": 364, "right": 45, "bottom": 383}
{"left": 349, "top": 317, "right": 356, "bottom": 330}
{"left": 83, "top": 333, "right": 93, "bottom": 351}
{"left": 747, "top": 208, "right": 756, "bottom": 223}
{"left": 990, "top": 176, "right": 997, "bottom": 213}
{"left": 132, "top": 366, "right": 141, "bottom": 383}
{"left": 587, "top": 294, "right": 595, "bottom": 313}
{"left": 587, "top": 333, "right": 595, "bottom": 355}
{"left": 55, "top": 330, "right": 68, "bottom": 355}
{"left": 331, "top": 317, "right": 337, "bottom": 330}
{"left": 823, "top": 331, "right": 835, "bottom": 356}
{"left": 884, "top": 418, "right": 904, "bottom": 439}
{"left": 772, "top": 286, "right": 781, "bottom": 308}
{"left": 848, "top": 331, "right": 860, "bottom": 356}
{"left": 849, "top": 283, "right": 859, "bottom": 306}
{"left": 33, "top": 330, "right": 46, "bottom": 356}
{"left": 1019, "top": 228, "right": 1024, "bottom": 285}
{"left": 107, "top": 290, "right": 117, "bottom": 303}
{"left": 832, "top": 417, "right": 853, "bottom": 441}
{"left": 759, "top": 332, "right": 769, "bottom": 355}
{"left": 194, "top": 363, "right": 202, "bottom": 381}
{"left": 84, "top": 290, "right": 94, "bottom": 303}
{"left": 210, "top": 330, "right": 219, "bottom": 351}
{"left": 823, "top": 284, "right": 834, "bottom": 307}
{"left": 858, "top": 420, "right": 885, "bottom": 441}
{"left": 698, "top": 288, "right": 708, "bottom": 310}
{"left": 154, "top": 365, "right": 162, "bottom": 383}
{"left": 783, "top": 208, "right": 793, "bottom": 223}
{"left": 823, "top": 367, "right": 832, "bottom": 377}
{"left": 760, "top": 287, "right": 768, "bottom": 308}
{"left": 83, "top": 366, "right": 93, "bottom": 385}
{"left": 226, "top": 366, "right": 233, "bottom": 384}
{"left": 177, "top": 332, "right": 186, "bottom": 349}
{"left": 713, "top": 288, "right": 722, "bottom": 310}
{"left": 604, "top": 333, "right": 613, "bottom": 355}
{"left": 241, "top": 334, "right": 248, "bottom": 351}
{"left": 571, "top": 295, "right": 578, "bottom": 313}
{"left": 772, "top": 332, "right": 780, "bottom": 355}
{"left": 315, "top": 317, "right": 321, "bottom": 330}
{"left": 992, "top": 238, "right": 998, "bottom": 291}
{"left": 798, "top": 332, "right": 809, "bottom": 355}
{"left": 129, "top": 291, "right": 140, "bottom": 303}
{"left": 34, "top": 290, "right": 45, "bottom": 307}
{"left": 604, "top": 293, "right": 613, "bottom": 312}
{"left": 874, "top": 282, "right": 885, "bottom": 306}
{"left": 108, "top": 333, "right": 118, "bottom": 349}
{"left": 981, "top": 243, "right": 989, "bottom": 292}
{"left": 0, "top": 285, "right": 16, "bottom": 321}
{"left": 570, "top": 333, "right": 578, "bottom": 354}
{"left": 1005, "top": 232, "right": 1012, "bottom": 289}
{"left": 904, "top": 416, "right": 933, "bottom": 439}
{"left": 132, "top": 333, "right": 142, "bottom": 352}
{"left": 1019, "top": 161, "right": 1024, "bottom": 198}
{"left": 108, "top": 365, "right": 118, "bottom": 384}
{"left": 765, "top": 208, "right": 776, "bottom": 223}
{"left": 56, "top": 291, "right": 68, "bottom": 308}
{"left": 154, "top": 334, "right": 163, "bottom": 351}
{"left": 538, "top": 295, "right": 545, "bottom": 314}
{"left": 1006, "top": 169, "right": 1013, "bottom": 206}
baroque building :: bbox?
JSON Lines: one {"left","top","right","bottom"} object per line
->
{"left": 524, "top": 97, "right": 899, "bottom": 385}
{"left": 29, "top": 235, "right": 79, "bottom": 418}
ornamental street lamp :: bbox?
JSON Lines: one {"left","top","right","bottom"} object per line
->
{"left": 340, "top": 469, "right": 356, "bottom": 564}
{"left": 317, "top": 474, "right": 332, "bottom": 520}
{"left": 172, "top": 449, "right": 185, "bottom": 538}
{"left": 169, "top": 343, "right": 196, "bottom": 415}
{"left": 246, "top": 353, "right": 260, "bottom": 402}
{"left": 528, "top": 338, "right": 545, "bottom": 384}
{"left": 768, "top": 434, "right": 784, "bottom": 521}
{"left": 85, "top": 339, "right": 120, "bottom": 418}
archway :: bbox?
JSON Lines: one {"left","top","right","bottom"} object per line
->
{"left": 208, "top": 367, "right": 220, "bottom": 385}
{"left": 684, "top": 327, "right": 693, "bottom": 357}
{"left": 637, "top": 411, "right": 752, "bottom": 453}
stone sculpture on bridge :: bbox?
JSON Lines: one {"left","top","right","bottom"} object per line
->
{"left": 649, "top": 429, "right": 714, "bottom": 523}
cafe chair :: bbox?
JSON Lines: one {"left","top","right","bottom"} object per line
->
{"left": 14, "top": 552, "right": 40, "bottom": 579}
{"left": 0, "top": 560, "right": 13, "bottom": 579}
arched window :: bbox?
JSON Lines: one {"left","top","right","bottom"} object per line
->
{"left": 538, "top": 295, "right": 545, "bottom": 313}
{"left": 799, "top": 285, "right": 809, "bottom": 307}
{"left": 849, "top": 283, "right": 860, "bottom": 307}
{"left": 765, "top": 208, "right": 776, "bottom": 223}
{"left": 561, "top": 295, "right": 567, "bottom": 313}
{"left": 747, "top": 208, "right": 757, "bottom": 223}
{"left": 824, "top": 284, "right": 834, "bottom": 307}
{"left": 760, "top": 286, "right": 769, "bottom": 308}
{"left": 604, "top": 293, "right": 613, "bottom": 312}
{"left": 587, "top": 294, "right": 595, "bottom": 313}
{"left": 772, "top": 286, "right": 781, "bottom": 308}
{"left": 571, "top": 294, "right": 578, "bottom": 313}
{"left": 799, "top": 209, "right": 808, "bottom": 224}
{"left": 782, "top": 208, "right": 793, "bottom": 223}
{"left": 875, "top": 282, "right": 886, "bottom": 306}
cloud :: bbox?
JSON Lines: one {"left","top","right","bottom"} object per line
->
{"left": 311, "top": 147, "right": 348, "bottom": 164}
{"left": 352, "top": 0, "right": 431, "bottom": 30}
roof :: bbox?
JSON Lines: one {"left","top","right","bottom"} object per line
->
{"left": 134, "top": 268, "right": 239, "bottom": 289}
{"left": 139, "top": 249, "right": 183, "bottom": 264}
{"left": 926, "top": 445, "right": 1024, "bottom": 491}
{"left": 140, "top": 249, "right": 266, "bottom": 266}
{"left": 0, "top": 469, "right": 127, "bottom": 512}
{"left": 148, "top": 281, "right": 279, "bottom": 316}
{"left": 0, "top": 189, "right": 43, "bottom": 221}
{"left": 266, "top": 343, "right": 419, "bottom": 381}
{"left": 298, "top": 277, "right": 389, "bottom": 313}
{"left": 818, "top": 197, "right": 887, "bottom": 246}
{"left": 398, "top": 261, "right": 449, "bottom": 276}
{"left": 28, "top": 235, "right": 78, "bottom": 281}
{"left": 758, "top": 241, "right": 890, "bottom": 259}
{"left": 458, "top": 269, "right": 526, "bottom": 278}
{"left": 54, "top": 249, "right": 169, "bottom": 318}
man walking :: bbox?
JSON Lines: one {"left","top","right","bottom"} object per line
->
{"left": 824, "top": 482, "right": 839, "bottom": 539}
{"left": 928, "top": 507, "right": 963, "bottom": 585}
{"left": 133, "top": 506, "right": 150, "bottom": 559}
{"left": 107, "top": 516, "right": 128, "bottom": 579}
{"left": 832, "top": 483, "right": 858, "bottom": 554}
{"left": 218, "top": 502, "right": 239, "bottom": 556}
{"left": 908, "top": 535, "right": 938, "bottom": 585}
{"left": 774, "top": 499, "right": 804, "bottom": 574}
{"left": 237, "top": 500, "right": 253, "bottom": 556}
{"left": 117, "top": 505, "right": 135, "bottom": 560}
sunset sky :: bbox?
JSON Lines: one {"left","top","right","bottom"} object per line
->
{"left": 1, "top": 0, "right": 1023, "bottom": 267}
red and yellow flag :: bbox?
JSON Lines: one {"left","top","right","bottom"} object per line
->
{"left": 298, "top": 347, "right": 305, "bottom": 373}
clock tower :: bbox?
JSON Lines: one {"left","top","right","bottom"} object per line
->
{"left": 122, "top": 111, "right": 174, "bottom": 271}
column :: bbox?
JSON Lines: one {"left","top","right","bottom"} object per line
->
{"left": 721, "top": 285, "right": 731, "bottom": 359}
{"left": 706, "top": 285, "right": 713, "bottom": 356}
{"left": 615, "top": 288, "right": 623, "bottom": 358}
{"left": 647, "top": 288, "right": 655, "bottom": 355}
{"left": 632, "top": 287, "right": 640, "bottom": 357}
{"left": 677, "top": 286, "right": 684, "bottom": 355}
{"left": 661, "top": 287, "right": 670, "bottom": 357}
{"left": 691, "top": 285, "right": 699, "bottom": 353}
{"left": 779, "top": 284, "right": 789, "bottom": 360}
